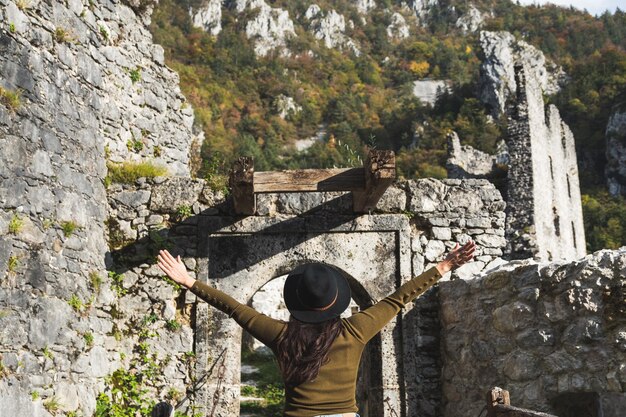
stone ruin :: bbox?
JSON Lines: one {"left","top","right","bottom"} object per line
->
{"left": 0, "top": 2, "right": 624, "bottom": 417}
{"left": 448, "top": 31, "right": 586, "bottom": 263}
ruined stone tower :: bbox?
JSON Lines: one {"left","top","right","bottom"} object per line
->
{"left": 504, "top": 63, "right": 586, "bottom": 260}
{"left": 449, "top": 31, "right": 587, "bottom": 261}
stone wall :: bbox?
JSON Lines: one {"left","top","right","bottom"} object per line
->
{"left": 104, "top": 176, "right": 506, "bottom": 417}
{"left": 439, "top": 248, "right": 626, "bottom": 417}
{"left": 0, "top": 0, "right": 202, "bottom": 415}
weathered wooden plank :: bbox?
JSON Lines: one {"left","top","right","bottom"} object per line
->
{"left": 353, "top": 150, "right": 396, "bottom": 213}
{"left": 254, "top": 168, "right": 365, "bottom": 192}
{"left": 229, "top": 157, "right": 255, "bottom": 215}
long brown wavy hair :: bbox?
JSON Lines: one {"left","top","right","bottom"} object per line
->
{"left": 276, "top": 316, "right": 343, "bottom": 386}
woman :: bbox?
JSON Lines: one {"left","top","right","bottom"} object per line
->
{"left": 157, "top": 240, "right": 476, "bottom": 417}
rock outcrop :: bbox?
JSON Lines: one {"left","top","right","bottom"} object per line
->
{"left": 606, "top": 104, "right": 626, "bottom": 196}
{"left": 387, "top": 12, "right": 410, "bottom": 39}
{"left": 479, "top": 31, "right": 565, "bottom": 117}
{"left": 412, "top": 79, "right": 450, "bottom": 106}
{"left": 305, "top": 5, "right": 360, "bottom": 56}
{"left": 243, "top": 0, "right": 295, "bottom": 57}
{"left": 446, "top": 132, "right": 509, "bottom": 179}
{"left": 455, "top": 4, "right": 485, "bottom": 33}
{"left": 190, "top": 0, "right": 222, "bottom": 36}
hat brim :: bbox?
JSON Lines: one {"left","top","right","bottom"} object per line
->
{"left": 283, "top": 264, "right": 352, "bottom": 324}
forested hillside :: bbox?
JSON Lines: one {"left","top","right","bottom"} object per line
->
{"left": 148, "top": 0, "right": 626, "bottom": 251}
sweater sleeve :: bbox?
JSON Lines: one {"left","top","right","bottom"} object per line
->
{"left": 343, "top": 266, "right": 442, "bottom": 344}
{"left": 189, "top": 280, "right": 287, "bottom": 348}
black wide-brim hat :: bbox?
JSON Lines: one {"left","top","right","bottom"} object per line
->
{"left": 283, "top": 262, "right": 351, "bottom": 323}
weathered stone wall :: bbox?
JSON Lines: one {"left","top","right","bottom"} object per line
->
{"left": 439, "top": 248, "right": 626, "bottom": 417}
{"left": 606, "top": 103, "right": 626, "bottom": 197}
{"left": 0, "top": 0, "right": 202, "bottom": 415}
{"left": 104, "top": 176, "right": 506, "bottom": 417}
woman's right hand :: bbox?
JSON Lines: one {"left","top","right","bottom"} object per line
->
{"left": 436, "top": 240, "right": 476, "bottom": 276}
{"left": 157, "top": 249, "right": 196, "bottom": 288}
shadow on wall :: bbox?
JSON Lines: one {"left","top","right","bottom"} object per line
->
{"left": 107, "top": 192, "right": 355, "bottom": 275}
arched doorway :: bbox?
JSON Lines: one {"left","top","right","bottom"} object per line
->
{"left": 195, "top": 214, "right": 412, "bottom": 417}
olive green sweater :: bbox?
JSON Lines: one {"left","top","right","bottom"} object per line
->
{"left": 189, "top": 266, "right": 443, "bottom": 417}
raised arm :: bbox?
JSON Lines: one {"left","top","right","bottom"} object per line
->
{"left": 343, "top": 240, "right": 476, "bottom": 344}
{"left": 156, "top": 250, "right": 286, "bottom": 347}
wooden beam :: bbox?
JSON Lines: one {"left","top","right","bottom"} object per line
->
{"left": 254, "top": 168, "right": 365, "bottom": 193}
{"left": 229, "top": 157, "right": 255, "bottom": 215}
{"left": 353, "top": 150, "right": 396, "bottom": 213}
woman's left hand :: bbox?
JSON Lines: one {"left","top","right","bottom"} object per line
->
{"left": 436, "top": 240, "right": 476, "bottom": 276}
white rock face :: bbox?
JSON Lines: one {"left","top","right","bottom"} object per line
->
{"left": 479, "top": 31, "right": 565, "bottom": 116}
{"left": 455, "top": 4, "right": 484, "bottom": 33}
{"left": 606, "top": 105, "right": 626, "bottom": 196}
{"left": 306, "top": 7, "right": 361, "bottom": 56}
{"left": 403, "top": 0, "right": 439, "bottom": 25}
{"left": 387, "top": 12, "right": 410, "bottom": 40}
{"left": 274, "top": 94, "right": 302, "bottom": 119}
{"left": 243, "top": 0, "right": 296, "bottom": 57}
{"left": 412, "top": 79, "right": 450, "bottom": 106}
{"left": 190, "top": 0, "right": 223, "bottom": 36}
{"left": 356, "top": 0, "right": 376, "bottom": 14}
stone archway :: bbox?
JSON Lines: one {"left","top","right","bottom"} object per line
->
{"left": 194, "top": 214, "right": 412, "bottom": 417}
{"left": 239, "top": 269, "right": 376, "bottom": 417}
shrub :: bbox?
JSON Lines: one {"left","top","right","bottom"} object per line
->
{"left": 68, "top": 295, "right": 83, "bottom": 312}
{"left": 83, "top": 332, "right": 94, "bottom": 347}
{"left": 8, "top": 213, "right": 24, "bottom": 234}
{"left": 0, "top": 87, "right": 20, "bottom": 111}
{"left": 7, "top": 255, "right": 20, "bottom": 273}
{"left": 54, "top": 27, "right": 71, "bottom": 43}
{"left": 43, "top": 396, "right": 61, "bottom": 415}
{"left": 129, "top": 68, "right": 141, "bottom": 83}
{"left": 106, "top": 160, "right": 168, "bottom": 184}
{"left": 99, "top": 25, "right": 109, "bottom": 41}
{"left": 60, "top": 220, "right": 79, "bottom": 237}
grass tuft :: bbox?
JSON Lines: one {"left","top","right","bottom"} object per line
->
{"left": 105, "top": 160, "right": 168, "bottom": 185}
{"left": 0, "top": 86, "right": 21, "bottom": 111}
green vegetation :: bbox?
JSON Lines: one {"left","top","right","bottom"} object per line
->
{"left": 31, "top": 390, "right": 40, "bottom": 400}
{"left": 105, "top": 160, "right": 168, "bottom": 185}
{"left": 43, "top": 397, "right": 61, "bottom": 415}
{"left": 582, "top": 191, "right": 626, "bottom": 251}
{"left": 165, "top": 319, "right": 181, "bottom": 331}
{"left": 7, "top": 255, "right": 20, "bottom": 274}
{"left": 175, "top": 204, "right": 192, "bottom": 220}
{"left": 90, "top": 270, "right": 103, "bottom": 293}
{"left": 54, "top": 27, "right": 71, "bottom": 43}
{"left": 153, "top": 145, "right": 162, "bottom": 157}
{"left": 99, "top": 25, "right": 109, "bottom": 41}
{"left": 147, "top": 0, "right": 625, "bottom": 250}
{"left": 60, "top": 220, "right": 79, "bottom": 237}
{"left": 108, "top": 270, "right": 127, "bottom": 297}
{"left": 129, "top": 67, "right": 142, "bottom": 83}
{"left": 0, "top": 359, "right": 9, "bottom": 379}
{"left": 9, "top": 23, "right": 15, "bottom": 33}
{"left": 0, "top": 86, "right": 21, "bottom": 111}
{"left": 42, "top": 346, "right": 54, "bottom": 360}
{"left": 83, "top": 332, "right": 94, "bottom": 347}
{"left": 240, "top": 349, "right": 284, "bottom": 416}
{"left": 68, "top": 294, "right": 84, "bottom": 312}
{"left": 42, "top": 218, "right": 54, "bottom": 230}
{"left": 127, "top": 138, "right": 144, "bottom": 152}
{"left": 8, "top": 213, "right": 24, "bottom": 234}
